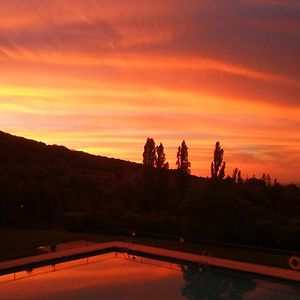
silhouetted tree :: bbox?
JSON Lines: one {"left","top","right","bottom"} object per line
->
{"left": 143, "top": 138, "right": 157, "bottom": 168}
{"left": 262, "top": 173, "right": 272, "bottom": 186}
{"left": 237, "top": 170, "right": 243, "bottom": 184}
{"left": 232, "top": 168, "right": 239, "bottom": 183}
{"left": 211, "top": 141, "right": 226, "bottom": 179}
{"left": 176, "top": 140, "right": 191, "bottom": 174}
{"left": 175, "top": 140, "right": 191, "bottom": 198}
{"left": 156, "top": 143, "right": 169, "bottom": 169}
{"left": 232, "top": 168, "right": 243, "bottom": 184}
{"left": 142, "top": 138, "right": 158, "bottom": 212}
{"left": 151, "top": 143, "right": 169, "bottom": 211}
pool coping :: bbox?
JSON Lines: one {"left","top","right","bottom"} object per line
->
{"left": 0, "top": 241, "right": 299, "bottom": 283}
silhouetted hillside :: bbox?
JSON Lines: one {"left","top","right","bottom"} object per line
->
{"left": 1, "top": 131, "right": 300, "bottom": 251}
{"left": 0, "top": 130, "right": 140, "bottom": 171}
{"left": 0, "top": 130, "right": 144, "bottom": 226}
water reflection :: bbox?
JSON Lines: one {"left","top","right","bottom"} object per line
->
{"left": 0, "top": 253, "right": 299, "bottom": 300}
{"left": 0, "top": 253, "right": 184, "bottom": 300}
{"left": 181, "top": 264, "right": 256, "bottom": 299}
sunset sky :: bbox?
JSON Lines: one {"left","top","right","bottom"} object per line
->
{"left": 0, "top": 0, "right": 299, "bottom": 183}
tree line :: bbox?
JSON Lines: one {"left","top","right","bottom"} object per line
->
{"left": 143, "top": 137, "right": 276, "bottom": 184}
{"left": 143, "top": 138, "right": 228, "bottom": 179}
{"left": 143, "top": 138, "right": 191, "bottom": 174}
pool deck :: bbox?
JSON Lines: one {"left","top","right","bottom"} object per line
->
{"left": 0, "top": 241, "right": 299, "bottom": 283}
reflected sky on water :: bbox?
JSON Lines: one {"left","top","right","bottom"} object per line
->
{"left": 0, "top": 253, "right": 299, "bottom": 300}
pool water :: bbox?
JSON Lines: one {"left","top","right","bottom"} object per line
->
{"left": 0, "top": 252, "right": 299, "bottom": 299}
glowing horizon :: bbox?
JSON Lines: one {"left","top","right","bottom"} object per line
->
{"left": 0, "top": 0, "right": 300, "bottom": 183}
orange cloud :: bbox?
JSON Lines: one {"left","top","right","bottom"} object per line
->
{"left": 0, "top": 0, "right": 300, "bottom": 183}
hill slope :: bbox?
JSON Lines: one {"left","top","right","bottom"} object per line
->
{"left": 0, "top": 130, "right": 140, "bottom": 172}
{"left": 0, "top": 130, "right": 143, "bottom": 227}
{"left": 1, "top": 130, "right": 300, "bottom": 251}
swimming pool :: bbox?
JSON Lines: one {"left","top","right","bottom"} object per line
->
{"left": 0, "top": 252, "right": 299, "bottom": 299}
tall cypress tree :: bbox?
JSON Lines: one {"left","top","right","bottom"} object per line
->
{"left": 211, "top": 141, "right": 226, "bottom": 179}
{"left": 156, "top": 143, "right": 169, "bottom": 169}
{"left": 142, "top": 137, "right": 157, "bottom": 212}
{"left": 176, "top": 140, "right": 191, "bottom": 197}
{"left": 143, "top": 137, "right": 157, "bottom": 168}
{"left": 176, "top": 140, "right": 191, "bottom": 174}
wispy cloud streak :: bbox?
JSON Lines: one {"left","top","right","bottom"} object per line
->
{"left": 0, "top": 0, "right": 299, "bottom": 182}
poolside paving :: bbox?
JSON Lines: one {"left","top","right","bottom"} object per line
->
{"left": 37, "top": 240, "right": 98, "bottom": 253}
{"left": 0, "top": 241, "right": 299, "bottom": 283}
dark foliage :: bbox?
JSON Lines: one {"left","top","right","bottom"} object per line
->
{"left": 1, "top": 131, "right": 300, "bottom": 251}
{"left": 211, "top": 141, "right": 226, "bottom": 179}
{"left": 143, "top": 137, "right": 157, "bottom": 168}
{"left": 156, "top": 143, "right": 169, "bottom": 169}
{"left": 176, "top": 140, "right": 191, "bottom": 174}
